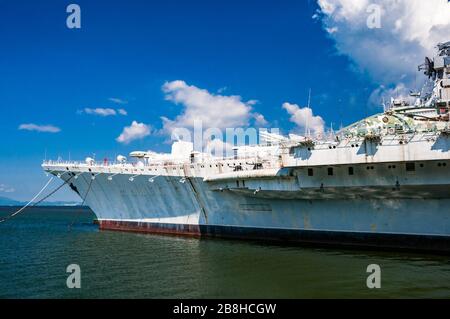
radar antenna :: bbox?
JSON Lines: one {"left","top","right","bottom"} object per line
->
{"left": 437, "top": 41, "right": 450, "bottom": 56}
{"left": 418, "top": 57, "right": 435, "bottom": 79}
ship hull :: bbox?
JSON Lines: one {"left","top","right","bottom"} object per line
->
{"left": 62, "top": 172, "right": 450, "bottom": 253}
{"left": 97, "top": 220, "right": 450, "bottom": 252}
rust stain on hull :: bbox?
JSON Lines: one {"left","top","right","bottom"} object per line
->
{"left": 98, "top": 220, "right": 201, "bottom": 237}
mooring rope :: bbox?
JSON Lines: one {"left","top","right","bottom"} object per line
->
{"left": 0, "top": 177, "right": 55, "bottom": 224}
{"left": 0, "top": 169, "right": 94, "bottom": 229}
{"left": 33, "top": 175, "right": 74, "bottom": 206}
{"left": 68, "top": 176, "right": 93, "bottom": 231}
{"left": 0, "top": 175, "right": 75, "bottom": 224}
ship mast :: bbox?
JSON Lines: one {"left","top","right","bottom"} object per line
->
{"left": 306, "top": 88, "right": 311, "bottom": 138}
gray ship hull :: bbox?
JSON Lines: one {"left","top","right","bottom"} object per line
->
{"left": 63, "top": 167, "right": 450, "bottom": 253}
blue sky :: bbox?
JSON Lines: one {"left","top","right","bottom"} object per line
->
{"left": 2, "top": 0, "right": 440, "bottom": 201}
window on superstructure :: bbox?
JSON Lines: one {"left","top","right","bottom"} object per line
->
{"left": 253, "top": 163, "right": 263, "bottom": 170}
{"left": 406, "top": 162, "right": 415, "bottom": 172}
{"left": 348, "top": 167, "right": 354, "bottom": 175}
{"left": 328, "top": 167, "right": 333, "bottom": 176}
{"left": 308, "top": 168, "right": 314, "bottom": 176}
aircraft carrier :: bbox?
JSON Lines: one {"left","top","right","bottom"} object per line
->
{"left": 43, "top": 42, "right": 450, "bottom": 252}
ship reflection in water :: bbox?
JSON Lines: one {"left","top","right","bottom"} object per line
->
{"left": 0, "top": 207, "right": 449, "bottom": 298}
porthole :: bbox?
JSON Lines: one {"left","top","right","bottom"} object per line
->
{"left": 348, "top": 167, "right": 354, "bottom": 175}
{"left": 328, "top": 167, "right": 333, "bottom": 176}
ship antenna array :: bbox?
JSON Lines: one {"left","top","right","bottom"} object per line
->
{"left": 306, "top": 88, "right": 311, "bottom": 138}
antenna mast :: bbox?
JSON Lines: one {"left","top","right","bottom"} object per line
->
{"left": 306, "top": 88, "right": 311, "bottom": 137}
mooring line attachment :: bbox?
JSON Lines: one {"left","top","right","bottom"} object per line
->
{"left": 148, "top": 175, "right": 161, "bottom": 183}
{"left": 91, "top": 172, "right": 102, "bottom": 180}
{"left": 73, "top": 172, "right": 83, "bottom": 179}
{"left": 107, "top": 173, "right": 119, "bottom": 181}
{"left": 129, "top": 174, "right": 140, "bottom": 182}
{"left": 56, "top": 171, "right": 69, "bottom": 178}
{"left": 0, "top": 177, "right": 54, "bottom": 224}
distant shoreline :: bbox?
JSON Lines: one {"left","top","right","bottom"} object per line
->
{"left": 0, "top": 205, "right": 89, "bottom": 208}
{"left": 0, "top": 196, "right": 82, "bottom": 207}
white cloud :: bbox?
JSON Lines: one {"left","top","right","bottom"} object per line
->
{"left": 161, "top": 80, "right": 259, "bottom": 132}
{"left": 217, "top": 87, "right": 227, "bottom": 93}
{"left": 82, "top": 107, "right": 127, "bottom": 116}
{"left": 253, "top": 113, "right": 268, "bottom": 126}
{"left": 18, "top": 123, "right": 61, "bottom": 133}
{"left": 108, "top": 98, "right": 128, "bottom": 104}
{"left": 282, "top": 102, "right": 325, "bottom": 136}
{"left": 326, "top": 27, "right": 338, "bottom": 34}
{"left": 317, "top": 0, "right": 450, "bottom": 105}
{"left": 0, "top": 184, "right": 15, "bottom": 193}
{"left": 116, "top": 121, "right": 151, "bottom": 144}
{"left": 84, "top": 108, "right": 117, "bottom": 116}
{"left": 368, "top": 83, "right": 417, "bottom": 109}
{"left": 117, "top": 108, "right": 128, "bottom": 116}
